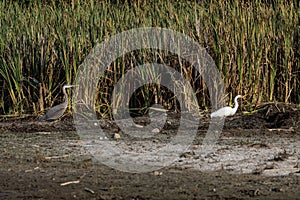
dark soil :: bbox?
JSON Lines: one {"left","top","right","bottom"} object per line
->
{"left": 0, "top": 103, "right": 299, "bottom": 199}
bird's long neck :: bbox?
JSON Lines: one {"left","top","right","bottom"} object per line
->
{"left": 63, "top": 87, "right": 68, "bottom": 103}
{"left": 233, "top": 96, "right": 239, "bottom": 112}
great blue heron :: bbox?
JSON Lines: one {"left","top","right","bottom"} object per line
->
{"left": 211, "top": 95, "right": 243, "bottom": 118}
{"left": 39, "top": 84, "right": 76, "bottom": 121}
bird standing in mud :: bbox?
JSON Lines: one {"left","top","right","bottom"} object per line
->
{"left": 39, "top": 84, "right": 76, "bottom": 121}
{"left": 211, "top": 95, "right": 243, "bottom": 118}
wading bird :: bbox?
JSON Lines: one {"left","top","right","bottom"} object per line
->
{"left": 39, "top": 84, "right": 76, "bottom": 121}
{"left": 211, "top": 95, "right": 243, "bottom": 118}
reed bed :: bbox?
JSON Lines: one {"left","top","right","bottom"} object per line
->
{"left": 0, "top": 0, "right": 299, "bottom": 117}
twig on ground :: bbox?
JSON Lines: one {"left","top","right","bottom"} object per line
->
{"left": 60, "top": 180, "right": 80, "bottom": 186}
{"left": 44, "top": 154, "right": 70, "bottom": 160}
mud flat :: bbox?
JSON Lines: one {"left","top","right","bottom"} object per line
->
{"left": 0, "top": 104, "right": 299, "bottom": 199}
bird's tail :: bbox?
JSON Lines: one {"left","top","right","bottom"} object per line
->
{"left": 38, "top": 115, "right": 46, "bottom": 121}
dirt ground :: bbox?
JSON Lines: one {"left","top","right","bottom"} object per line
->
{"left": 0, "top": 103, "right": 300, "bottom": 199}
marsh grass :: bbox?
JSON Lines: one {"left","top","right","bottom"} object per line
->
{"left": 0, "top": 0, "right": 299, "bottom": 117}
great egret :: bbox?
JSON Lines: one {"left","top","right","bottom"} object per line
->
{"left": 211, "top": 95, "right": 243, "bottom": 118}
{"left": 39, "top": 84, "right": 76, "bottom": 121}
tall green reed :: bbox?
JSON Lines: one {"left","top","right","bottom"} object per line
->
{"left": 0, "top": 0, "right": 298, "bottom": 117}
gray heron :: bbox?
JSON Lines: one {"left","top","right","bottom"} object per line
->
{"left": 211, "top": 95, "right": 243, "bottom": 118}
{"left": 39, "top": 84, "right": 76, "bottom": 121}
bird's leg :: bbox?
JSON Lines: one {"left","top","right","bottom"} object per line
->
{"left": 49, "top": 121, "right": 56, "bottom": 125}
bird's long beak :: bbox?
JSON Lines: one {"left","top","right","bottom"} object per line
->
{"left": 64, "top": 84, "right": 78, "bottom": 89}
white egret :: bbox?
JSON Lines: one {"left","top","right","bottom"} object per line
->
{"left": 211, "top": 95, "right": 243, "bottom": 118}
{"left": 39, "top": 84, "right": 76, "bottom": 121}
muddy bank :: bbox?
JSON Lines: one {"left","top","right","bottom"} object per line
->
{"left": 0, "top": 104, "right": 299, "bottom": 199}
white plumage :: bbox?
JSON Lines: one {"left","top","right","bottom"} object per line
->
{"left": 211, "top": 95, "right": 242, "bottom": 118}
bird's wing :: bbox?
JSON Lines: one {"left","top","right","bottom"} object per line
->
{"left": 211, "top": 106, "right": 231, "bottom": 117}
{"left": 43, "top": 103, "right": 67, "bottom": 120}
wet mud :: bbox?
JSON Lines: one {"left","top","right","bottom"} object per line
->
{"left": 0, "top": 103, "right": 299, "bottom": 199}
